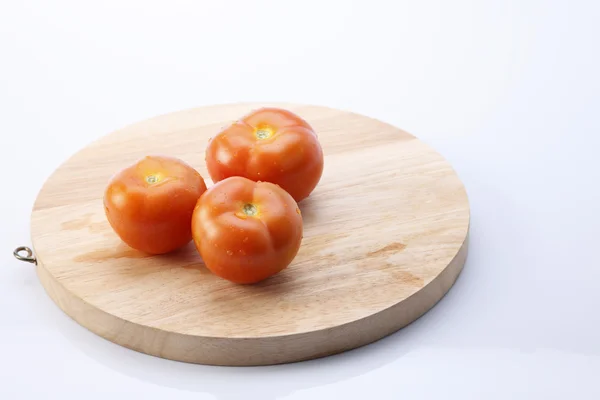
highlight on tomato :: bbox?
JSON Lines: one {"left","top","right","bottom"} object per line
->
{"left": 191, "top": 176, "right": 303, "bottom": 284}
{"left": 205, "top": 107, "right": 324, "bottom": 202}
{"left": 103, "top": 155, "right": 207, "bottom": 254}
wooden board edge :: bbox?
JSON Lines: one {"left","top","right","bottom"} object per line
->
{"left": 32, "top": 228, "right": 469, "bottom": 366}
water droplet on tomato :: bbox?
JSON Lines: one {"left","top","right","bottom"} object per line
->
{"left": 226, "top": 250, "right": 233, "bottom": 256}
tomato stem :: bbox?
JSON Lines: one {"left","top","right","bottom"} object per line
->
{"left": 255, "top": 127, "right": 273, "bottom": 140}
{"left": 242, "top": 203, "right": 258, "bottom": 216}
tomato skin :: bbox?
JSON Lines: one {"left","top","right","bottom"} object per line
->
{"left": 205, "top": 107, "right": 324, "bottom": 202}
{"left": 191, "top": 176, "right": 303, "bottom": 284}
{"left": 104, "top": 155, "right": 207, "bottom": 254}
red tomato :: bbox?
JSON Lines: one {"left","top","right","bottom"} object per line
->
{"left": 104, "top": 155, "right": 207, "bottom": 254}
{"left": 191, "top": 176, "right": 303, "bottom": 284}
{"left": 205, "top": 107, "right": 324, "bottom": 202}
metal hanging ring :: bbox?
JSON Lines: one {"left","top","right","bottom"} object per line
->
{"left": 13, "top": 246, "right": 37, "bottom": 265}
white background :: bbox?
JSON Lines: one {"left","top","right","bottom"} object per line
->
{"left": 1, "top": 0, "right": 599, "bottom": 399}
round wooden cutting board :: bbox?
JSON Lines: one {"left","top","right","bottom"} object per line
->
{"left": 28, "top": 103, "right": 470, "bottom": 366}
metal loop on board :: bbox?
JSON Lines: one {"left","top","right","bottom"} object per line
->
{"left": 13, "top": 246, "right": 37, "bottom": 265}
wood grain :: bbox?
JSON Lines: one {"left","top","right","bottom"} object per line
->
{"left": 30, "top": 103, "right": 470, "bottom": 366}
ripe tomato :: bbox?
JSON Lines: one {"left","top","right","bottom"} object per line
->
{"left": 205, "top": 107, "right": 324, "bottom": 202}
{"left": 191, "top": 176, "right": 303, "bottom": 284}
{"left": 104, "top": 155, "right": 207, "bottom": 254}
